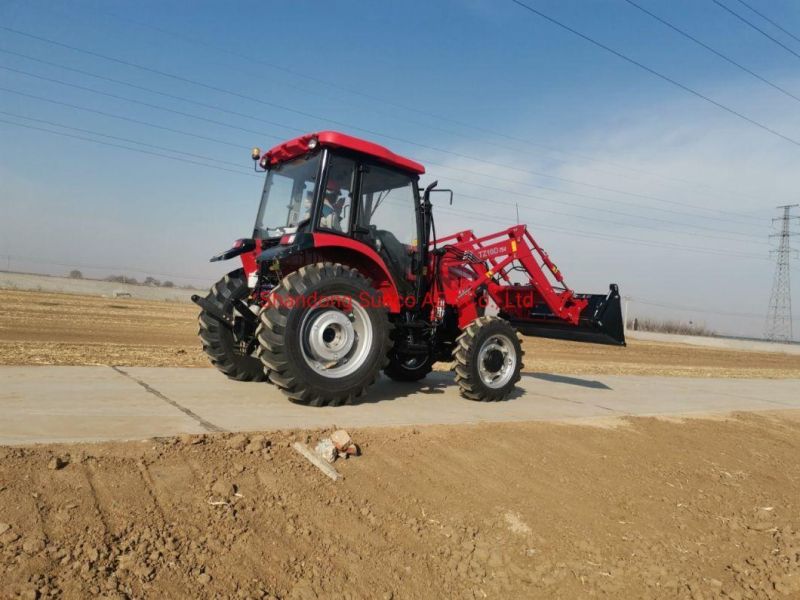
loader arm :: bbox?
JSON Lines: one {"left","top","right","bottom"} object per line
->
{"left": 433, "top": 225, "right": 625, "bottom": 345}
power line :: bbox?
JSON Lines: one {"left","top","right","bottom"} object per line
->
{"left": 48, "top": 1, "right": 770, "bottom": 203}
{"left": 433, "top": 172, "right": 766, "bottom": 240}
{"left": 0, "top": 28, "right": 771, "bottom": 221}
{"left": 712, "top": 0, "right": 800, "bottom": 61}
{"left": 624, "top": 0, "right": 800, "bottom": 104}
{"left": 0, "top": 110, "right": 246, "bottom": 168}
{"left": 0, "top": 43, "right": 682, "bottom": 198}
{"left": 509, "top": 0, "right": 800, "bottom": 147}
{"left": 0, "top": 93, "right": 768, "bottom": 245}
{"left": 0, "top": 117, "right": 256, "bottom": 177}
{"left": 421, "top": 152, "right": 763, "bottom": 227}
{"left": 0, "top": 114, "right": 771, "bottom": 263}
{"left": 0, "top": 86, "right": 245, "bottom": 149}
{"left": 0, "top": 31, "right": 772, "bottom": 245}
{"left": 437, "top": 204, "right": 769, "bottom": 261}
{"left": 732, "top": 0, "right": 800, "bottom": 45}
{"left": 631, "top": 298, "right": 793, "bottom": 320}
{"left": 452, "top": 190, "right": 768, "bottom": 245}
{"left": 0, "top": 65, "right": 291, "bottom": 141}
{"left": 0, "top": 59, "right": 768, "bottom": 228}
{"left": 0, "top": 101, "right": 766, "bottom": 244}
{"left": 0, "top": 48, "right": 302, "bottom": 137}
{"left": 0, "top": 82, "right": 767, "bottom": 244}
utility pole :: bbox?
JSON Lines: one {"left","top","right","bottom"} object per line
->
{"left": 765, "top": 204, "right": 799, "bottom": 342}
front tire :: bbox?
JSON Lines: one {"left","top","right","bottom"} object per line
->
{"left": 453, "top": 316, "right": 523, "bottom": 401}
{"left": 198, "top": 269, "right": 267, "bottom": 382}
{"left": 257, "top": 263, "right": 391, "bottom": 406}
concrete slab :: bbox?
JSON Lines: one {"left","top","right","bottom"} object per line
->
{"left": 1, "top": 366, "right": 799, "bottom": 445}
{"left": 0, "top": 366, "right": 206, "bottom": 444}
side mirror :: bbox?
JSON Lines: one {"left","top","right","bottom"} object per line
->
{"left": 423, "top": 181, "right": 454, "bottom": 205}
{"left": 430, "top": 188, "right": 454, "bottom": 205}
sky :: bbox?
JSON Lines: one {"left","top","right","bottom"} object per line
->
{"left": 1, "top": 0, "right": 799, "bottom": 339}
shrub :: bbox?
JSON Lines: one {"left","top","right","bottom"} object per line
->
{"left": 628, "top": 317, "right": 715, "bottom": 337}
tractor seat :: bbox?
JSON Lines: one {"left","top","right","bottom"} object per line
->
{"left": 370, "top": 227, "right": 413, "bottom": 281}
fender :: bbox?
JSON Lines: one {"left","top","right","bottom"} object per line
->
{"left": 210, "top": 238, "right": 256, "bottom": 263}
{"left": 252, "top": 232, "right": 402, "bottom": 312}
{"left": 313, "top": 233, "right": 402, "bottom": 312}
{"left": 209, "top": 238, "right": 268, "bottom": 276}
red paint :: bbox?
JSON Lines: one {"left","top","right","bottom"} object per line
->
{"left": 312, "top": 232, "right": 402, "bottom": 312}
{"left": 239, "top": 239, "right": 261, "bottom": 277}
{"left": 264, "top": 131, "right": 425, "bottom": 175}
{"left": 429, "top": 225, "right": 588, "bottom": 329}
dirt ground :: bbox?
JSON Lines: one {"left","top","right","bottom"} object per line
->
{"left": 3, "top": 288, "right": 800, "bottom": 598}
{"left": 1, "top": 289, "right": 799, "bottom": 378}
{"left": 1, "top": 414, "right": 799, "bottom": 599}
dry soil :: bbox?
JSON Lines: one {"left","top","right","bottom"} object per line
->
{"left": 2, "top": 415, "right": 800, "bottom": 599}
{"left": 1, "top": 289, "right": 798, "bottom": 378}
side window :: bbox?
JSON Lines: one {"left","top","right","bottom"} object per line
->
{"left": 318, "top": 156, "right": 356, "bottom": 234}
{"left": 358, "top": 166, "right": 418, "bottom": 250}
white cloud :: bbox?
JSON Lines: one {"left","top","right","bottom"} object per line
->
{"left": 420, "top": 79, "right": 800, "bottom": 338}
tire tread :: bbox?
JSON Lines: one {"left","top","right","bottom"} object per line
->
{"left": 257, "top": 263, "right": 390, "bottom": 406}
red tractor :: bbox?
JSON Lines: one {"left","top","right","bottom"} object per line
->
{"left": 193, "top": 131, "right": 624, "bottom": 406}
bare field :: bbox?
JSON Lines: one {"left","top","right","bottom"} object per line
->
{"left": 3, "top": 291, "right": 800, "bottom": 599}
{"left": 2, "top": 415, "right": 800, "bottom": 598}
{"left": 0, "top": 289, "right": 203, "bottom": 368}
{"left": 1, "top": 289, "right": 798, "bottom": 377}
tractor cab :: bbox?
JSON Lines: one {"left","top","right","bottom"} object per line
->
{"left": 251, "top": 132, "right": 426, "bottom": 296}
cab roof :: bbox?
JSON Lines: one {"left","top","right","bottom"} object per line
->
{"left": 264, "top": 131, "right": 425, "bottom": 175}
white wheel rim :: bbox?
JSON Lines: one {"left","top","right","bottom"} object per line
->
{"left": 299, "top": 295, "right": 373, "bottom": 379}
{"left": 477, "top": 334, "right": 517, "bottom": 389}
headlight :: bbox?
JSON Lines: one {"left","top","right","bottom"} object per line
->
{"left": 307, "top": 137, "right": 319, "bottom": 150}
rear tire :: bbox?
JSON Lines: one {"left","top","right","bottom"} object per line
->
{"left": 257, "top": 263, "right": 391, "bottom": 406}
{"left": 198, "top": 269, "right": 267, "bottom": 382}
{"left": 453, "top": 316, "right": 523, "bottom": 401}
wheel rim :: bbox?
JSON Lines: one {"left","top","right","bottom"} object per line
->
{"left": 299, "top": 295, "right": 373, "bottom": 378}
{"left": 401, "top": 356, "right": 423, "bottom": 370}
{"left": 477, "top": 334, "right": 517, "bottom": 389}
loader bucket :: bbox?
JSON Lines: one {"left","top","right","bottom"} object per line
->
{"left": 510, "top": 284, "right": 626, "bottom": 346}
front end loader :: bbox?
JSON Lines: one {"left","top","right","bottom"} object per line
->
{"left": 193, "top": 131, "right": 625, "bottom": 406}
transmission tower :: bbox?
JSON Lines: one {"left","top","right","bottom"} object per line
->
{"left": 765, "top": 204, "right": 799, "bottom": 342}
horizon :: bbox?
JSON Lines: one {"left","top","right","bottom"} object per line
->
{"left": 2, "top": 0, "right": 799, "bottom": 340}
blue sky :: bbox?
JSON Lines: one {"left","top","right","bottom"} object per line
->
{"left": 1, "top": 0, "right": 800, "bottom": 338}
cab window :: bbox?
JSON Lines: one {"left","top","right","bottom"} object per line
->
{"left": 358, "top": 166, "right": 418, "bottom": 247}
{"left": 318, "top": 156, "right": 356, "bottom": 234}
{"left": 254, "top": 154, "right": 321, "bottom": 238}
{"left": 357, "top": 165, "right": 419, "bottom": 281}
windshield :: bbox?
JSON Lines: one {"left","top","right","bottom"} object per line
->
{"left": 254, "top": 154, "right": 321, "bottom": 238}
